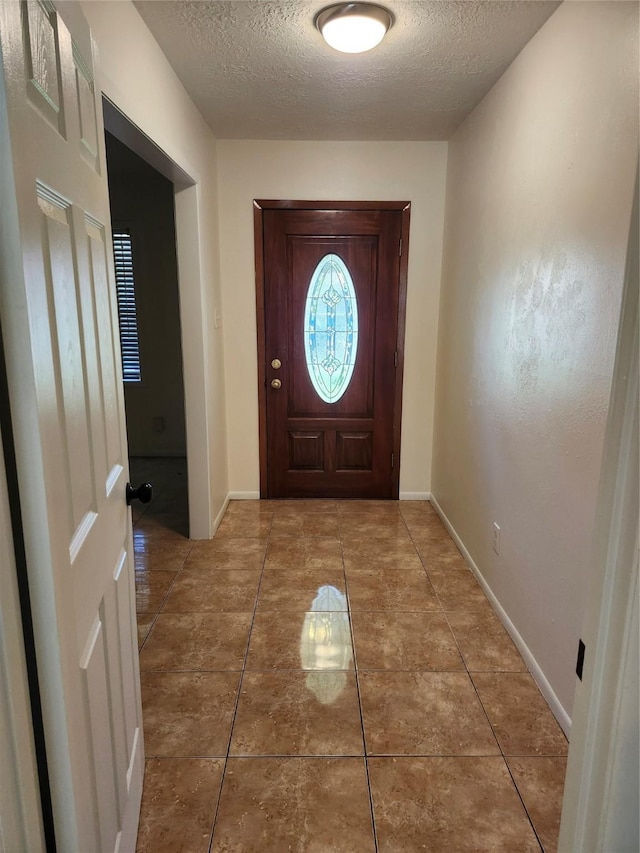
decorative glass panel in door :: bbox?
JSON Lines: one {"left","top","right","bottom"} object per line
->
{"left": 304, "top": 253, "right": 358, "bottom": 403}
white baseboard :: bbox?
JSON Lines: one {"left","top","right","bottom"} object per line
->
{"left": 227, "top": 491, "right": 430, "bottom": 502}
{"left": 212, "top": 491, "right": 260, "bottom": 535}
{"left": 211, "top": 495, "right": 230, "bottom": 535}
{"left": 429, "top": 493, "right": 571, "bottom": 737}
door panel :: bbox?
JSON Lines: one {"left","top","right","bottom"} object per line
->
{"left": 0, "top": 2, "right": 143, "bottom": 850}
{"left": 259, "top": 204, "right": 409, "bottom": 498}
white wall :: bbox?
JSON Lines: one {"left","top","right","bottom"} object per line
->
{"left": 80, "top": 0, "right": 228, "bottom": 537}
{"left": 216, "top": 140, "right": 448, "bottom": 497}
{"left": 432, "top": 0, "right": 638, "bottom": 723}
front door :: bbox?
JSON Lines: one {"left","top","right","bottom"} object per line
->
{"left": 0, "top": 2, "right": 143, "bottom": 850}
{"left": 256, "top": 202, "right": 409, "bottom": 498}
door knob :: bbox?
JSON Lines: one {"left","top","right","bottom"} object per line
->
{"left": 271, "top": 378, "right": 282, "bottom": 389}
{"left": 126, "top": 482, "right": 153, "bottom": 505}
{"left": 271, "top": 358, "right": 282, "bottom": 369}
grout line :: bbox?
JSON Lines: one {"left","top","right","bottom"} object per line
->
{"left": 463, "top": 659, "right": 544, "bottom": 851}
{"left": 206, "top": 516, "right": 271, "bottom": 853}
{"left": 342, "top": 538, "right": 379, "bottom": 853}
{"left": 503, "top": 761, "right": 546, "bottom": 851}
{"left": 134, "top": 493, "right": 196, "bottom": 650}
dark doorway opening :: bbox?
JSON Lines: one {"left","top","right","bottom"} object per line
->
{"left": 104, "top": 131, "right": 189, "bottom": 536}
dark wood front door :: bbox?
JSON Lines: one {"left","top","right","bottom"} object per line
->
{"left": 255, "top": 201, "right": 410, "bottom": 498}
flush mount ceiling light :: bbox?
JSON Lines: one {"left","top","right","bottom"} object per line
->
{"left": 315, "top": 3, "right": 393, "bottom": 54}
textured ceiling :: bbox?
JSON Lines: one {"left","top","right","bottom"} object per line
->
{"left": 133, "top": 0, "right": 561, "bottom": 140}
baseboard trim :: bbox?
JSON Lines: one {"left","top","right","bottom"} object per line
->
{"left": 429, "top": 493, "right": 571, "bottom": 737}
{"left": 213, "top": 491, "right": 261, "bottom": 535}
{"left": 211, "top": 495, "right": 230, "bottom": 535}
{"left": 227, "top": 491, "right": 430, "bottom": 502}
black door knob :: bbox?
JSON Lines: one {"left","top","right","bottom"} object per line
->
{"left": 126, "top": 482, "right": 153, "bottom": 506}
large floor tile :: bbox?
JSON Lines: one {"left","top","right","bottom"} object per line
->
{"left": 137, "top": 615, "right": 155, "bottom": 651}
{"left": 270, "top": 513, "right": 340, "bottom": 538}
{"left": 269, "top": 499, "right": 338, "bottom": 515}
{"left": 346, "top": 568, "right": 440, "bottom": 611}
{"left": 211, "top": 758, "right": 376, "bottom": 852}
{"left": 359, "top": 672, "right": 500, "bottom": 756}
{"left": 134, "top": 515, "right": 189, "bottom": 540}
{"left": 402, "top": 515, "right": 449, "bottom": 540}
{"left": 343, "top": 552, "right": 425, "bottom": 572}
{"left": 414, "top": 536, "right": 462, "bottom": 558}
{"left": 263, "top": 538, "right": 343, "bottom": 571}
{"left": 415, "top": 537, "right": 469, "bottom": 570}
{"left": 162, "top": 569, "right": 261, "bottom": 612}
{"left": 369, "top": 757, "right": 540, "bottom": 852}
{"left": 223, "top": 501, "right": 274, "bottom": 521}
{"left": 135, "top": 758, "right": 224, "bottom": 853}
{"left": 185, "top": 539, "right": 267, "bottom": 571}
{"left": 428, "top": 569, "right": 491, "bottom": 611}
{"left": 246, "top": 611, "right": 354, "bottom": 671}
{"left": 215, "top": 515, "right": 273, "bottom": 538}
{"left": 135, "top": 571, "right": 176, "bottom": 614}
{"left": 471, "top": 673, "right": 569, "bottom": 756}
{"left": 342, "top": 538, "right": 422, "bottom": 571}
{"left": 230, "top": 671, "right": 363, "bottom": 756}
{"left": 335, "top": 498, "right": 400, "bottom": 515}
{"left": 507, "top": 757, "right": 567, "bottom": 853}
{"left": 134, "top": 539, "right": 193, "bottom": 571}
{"left": 139, "top": 612, "right": 252, "bottom": 670}
{"left": 141, "top": 672, "right": 240, "bottom": 756}
{"left": 351, "top": 612, "right": 464, "bottom": 671}
{"left": 340, "top": 516, "right": 410, "bottom": 539}
{"left": 336, "top": 503, "right": 403, "bottom": 521}
{"left": 447, "top": 610, "right": 526, "bottom": 671}
{"left": 133, "top": 527, "right": 188, "bottom": 553}
{"left": 257, "top": 568, "right": 347, "bottom": 611}
{"left": 398, "top": 500, "right": 437, "bottom": 518}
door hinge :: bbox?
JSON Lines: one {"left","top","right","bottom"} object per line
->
{"left": 399, "top": 238, "right": 402, "bottom": 257}
{"left": 391, "top": 452, "right": 394, "bottom": 469}
{"left": 576, "top": 639, "right": 586, "bottom": 681}
{"left": 394, "top": 350, "right": 398, "bottom": 368}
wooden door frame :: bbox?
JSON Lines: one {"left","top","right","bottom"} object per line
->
{"left": 254, "top": 199, "right": 411, "bottom": 498}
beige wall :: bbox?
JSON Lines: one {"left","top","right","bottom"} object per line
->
{"left": 106, "top": 134, "right": 187, "bottom": 457}
{"left": 80, "top": 0, "right": 228, "bottom": 536}
{"left": 216, "top": 140, "right": 448, "bottom": 496}
{"left": 432, "top": 0, "right": 638, "bottom": 723}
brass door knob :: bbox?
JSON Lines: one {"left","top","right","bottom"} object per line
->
{"left": 271, "top": 378, "right": 282, "bottom": 389}
{"left": 271, "top": 358, "right": 282, "bottom": 369}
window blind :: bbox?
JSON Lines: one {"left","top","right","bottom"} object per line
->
{"left": 112, "top": 230, "right": 142, "bottom": 382}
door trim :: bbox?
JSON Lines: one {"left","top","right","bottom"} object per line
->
{"left": 254, "top": 199, "right": 411, "bottom": 498}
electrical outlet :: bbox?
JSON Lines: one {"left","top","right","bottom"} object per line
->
{"left": 492, "top": 522, "right": 501, "bottom": 555}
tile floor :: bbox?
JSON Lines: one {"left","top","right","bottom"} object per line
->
{"left": 133, "top": 458, "right": 568, "bottom": 853}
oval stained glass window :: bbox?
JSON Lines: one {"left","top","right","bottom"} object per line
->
{"left": 304, "top": 253, "right": 358, "bottom": 404}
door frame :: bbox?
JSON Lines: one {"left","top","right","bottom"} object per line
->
{"left": 0, "top": 374, "right": 47, "bottom": 852}
{"left": 558, "top": 176, "right": 639, "bottom": 851}
{"left": 254, "top": 199, "right": 411, "bottom": 498}
{"left": 102, "top": 96, "right": 212, "bottom": 539}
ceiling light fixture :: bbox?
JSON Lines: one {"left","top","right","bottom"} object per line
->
{"left": 315, "top": 3, "right": 393, "bottom": 54}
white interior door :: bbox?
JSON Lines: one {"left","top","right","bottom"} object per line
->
{"left": 0, "top": 2, "right": 143, "bottom": 850}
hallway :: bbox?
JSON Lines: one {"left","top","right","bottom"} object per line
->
{"left": 133, "top": 460, "right": 567, "bottom": 852}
